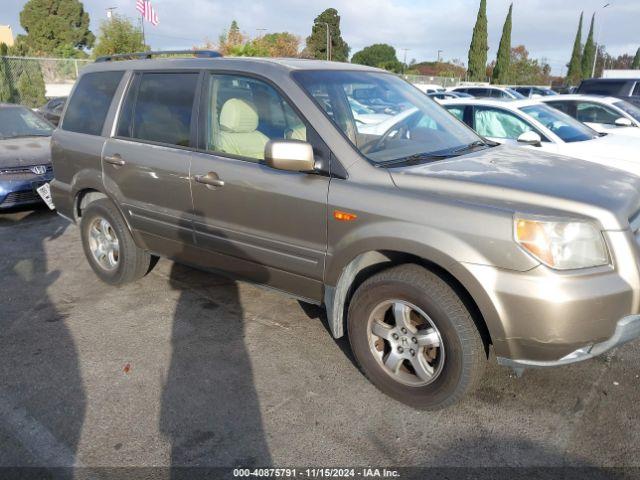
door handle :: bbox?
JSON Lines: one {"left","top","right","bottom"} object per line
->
{"left": 194, "top": 172, "right": 225, "bottom": 188}
{"left": 104, "top": 154, "right": 126, "bottom": 167}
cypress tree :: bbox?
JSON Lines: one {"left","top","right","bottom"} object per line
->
{"left": 492, "top": 4, "right": 513, "bottom": 84}
{"left": 581, "top": 13, "right": 596, "bottom": 79}
{"left": 632, "top": 48, "right": 640, "bottom": 69}
{"left": 467, "top": 0, "right": 488, "bottom": 81}
{"left": 566, "top": 12, "right": 583, "bottom": 85}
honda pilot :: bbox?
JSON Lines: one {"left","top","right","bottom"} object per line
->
{"left": 50, "top": 53, "right": 640, "bottom": 409}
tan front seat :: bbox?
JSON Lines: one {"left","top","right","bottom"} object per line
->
{"left": 216, "top": 98, "right": 269, "bottom": 160}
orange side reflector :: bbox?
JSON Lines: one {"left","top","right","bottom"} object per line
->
{"left": 333, "top": 210, "right": 358, "bottom": 222}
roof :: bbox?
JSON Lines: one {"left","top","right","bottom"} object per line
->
{"left": 82, "top": 56, "right": 384, "bottom": 75}
{"left": 539, "top": 94, "right": 621, "bottom": 104}
{"left": 440, "top": 98, "right": 541, "bottom": 109}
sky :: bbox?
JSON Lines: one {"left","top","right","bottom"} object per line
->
{"left": 2, "top": 0, "right": 639, "bottom": 74}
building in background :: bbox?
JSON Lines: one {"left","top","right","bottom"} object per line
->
{"left": 0, "top": 25, "right": 14, "bottom": 47}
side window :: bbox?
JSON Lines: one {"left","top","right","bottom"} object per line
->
{"left": 117, "top": 72, "right": 199, "bottom": 147}
{"left": 62, "top": 71, "right": 124, "bottom": 135}
{"left": 446, "top": 106, "right": 465, "bottom": 122}
{"left": 546, "top": 101, "right": 571, "bottom": 115}
{"left": 576, "top": 102, "right": 620, "bottom": 125}
{"left": 473, "top": 107, "right": 535, "bottom": 139}
{"left": 203, "top": 74, "right": 307, "bottom": 161}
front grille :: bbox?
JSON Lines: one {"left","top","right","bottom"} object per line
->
{"left": 0, "top": 164, "right": 53, "bottom": 176}
{"left": 1, "top": 190, "right": 41, "bottom": 207}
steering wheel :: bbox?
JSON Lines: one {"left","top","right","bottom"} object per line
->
{"left": 361, "top": 116, "right": 411, "bottom": 154}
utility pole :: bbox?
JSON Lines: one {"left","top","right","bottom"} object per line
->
{"left": 401, "top": 48, "right": 409, "bottom": 74}
{"left": 321, "top": 22, "right": 331, "bottom": 61}
{"left": 592, "top": 3, "right": 611, "bottom": 78}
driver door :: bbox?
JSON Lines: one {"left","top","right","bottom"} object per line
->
{"left": 189, "top": 73, "right": 331, "bottom": 302}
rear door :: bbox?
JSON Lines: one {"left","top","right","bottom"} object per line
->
{"left": 102, "top": 71, "right": 200, "bottom": 257}
{"left": 189, "top": 72, "right": 330, "bottom": 301}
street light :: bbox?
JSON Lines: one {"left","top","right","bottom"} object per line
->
{"left": 106, "top": 6, "right": 117, "bottom": 19}
{"left": 437, "top": 50, "right": 443, "bottom": 62}
{"left": 592, "top": 3, "right": 612, "bottom": 78}
{"left": 401, "top": 48, "right": 410, "bottom": 74}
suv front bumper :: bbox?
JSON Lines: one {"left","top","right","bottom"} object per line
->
{"left": 496, "top": 314, "right": 640, "bottom": 368}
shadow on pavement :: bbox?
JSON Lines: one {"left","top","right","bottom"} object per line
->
{"left": 0, "top": 208, "right": 83, "bottom": 475}
{"left": 159, "top": 215, "right": 272, "bottom": 469}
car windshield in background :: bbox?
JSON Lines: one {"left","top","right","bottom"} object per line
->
{"left": 506, "top": 88, "right": 527, "bottom": 99}
{"left": 293, "top": 70, "right": 484, "bottom": 165}
{"left": 520, "top": 104, "right": 597, "bottom": 143}
{"left": 613, "top": 100, "right": 640, "bottom": 123}
{"left": 0, "top": 106, "right": 53, "bottom": 140}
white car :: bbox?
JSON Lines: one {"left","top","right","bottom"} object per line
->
{"left": 540, "top": 94, "right": 640, "bottom": 137}
{"left": 441, "top": 98, "right": 640, "bottom": 176}
{"left": 348, "top": 97, "right": 391, "bottom": 126}
{"left": 413, "top": 83, "right": 446, "bottom": 94}
{"left": 357, "top": 108, "right": 418, "bottom": 136}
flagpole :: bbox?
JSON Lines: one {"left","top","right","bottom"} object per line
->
{"left": 141, "top": 13, "right": 146, "bottom": 48}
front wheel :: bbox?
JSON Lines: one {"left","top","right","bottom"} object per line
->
{"left": 347, "top": 264, "right": 487, "bottom": 410}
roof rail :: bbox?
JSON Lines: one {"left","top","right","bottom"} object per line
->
{"left": 95, "top": 49, "right": 222, "bottom": 63}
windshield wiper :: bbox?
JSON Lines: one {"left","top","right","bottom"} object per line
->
{"left": 376, "top": 152, "right": 455, "bottom": 168}
{"left": 451, "top": 140, "right": 491, "bottom": 155}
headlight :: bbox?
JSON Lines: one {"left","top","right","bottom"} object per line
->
{"left": 514, "top": 215, "right": 609, "bottom": 270}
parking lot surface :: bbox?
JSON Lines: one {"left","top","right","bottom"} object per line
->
{"left": 1, "top": 208, "right": 639, "bottom": 469}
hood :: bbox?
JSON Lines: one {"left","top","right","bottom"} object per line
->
{"left": 556, "top": 134, "right": 640, "bottom": 176}
{"left": 390, "top": 145, "right": 640, "bottom": 230}
{"left": 0, "top": 136, "right": 51, "bottom": 168}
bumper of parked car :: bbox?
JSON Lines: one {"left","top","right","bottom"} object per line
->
{"left": 462, "top": 230, "right": 640, "bottom": 366}
{"left": 0, "top": 173, "right": 54, "bottom": 209}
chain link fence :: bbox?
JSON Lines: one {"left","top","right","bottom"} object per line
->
{"left": 0, "top": 56, "right": 91, "bottom": 107}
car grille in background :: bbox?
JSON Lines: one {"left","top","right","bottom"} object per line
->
{"left": 1, "top": 190, "right": 41, "bottom": 207}
{"left": 0, "top": 165, "right": 53, "bottom": 176}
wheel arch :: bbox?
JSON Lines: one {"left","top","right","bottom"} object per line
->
{"left": 73, "top": 187, "right": 138, "bottom": 244}
{"left": 324, "top": 248, "right": 501, "bottom": 354}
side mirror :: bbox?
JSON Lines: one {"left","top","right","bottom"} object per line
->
{"left": 517, "top": 131, "right": 542, "bottom": 147}
{"left": 264, "top": 140, "right": 315, "bottom": 172}
{"left": 614, "top": 117, "right": 633, "bottom": 127}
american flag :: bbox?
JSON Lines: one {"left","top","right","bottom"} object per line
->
{"left": 136, "top": 0, "right": 159, "bottom": 26}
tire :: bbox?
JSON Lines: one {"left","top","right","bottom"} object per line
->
{"left": 347, "top": 264, "right": 487, "bottom": 410}
{"left": 80, "top": 198, "right": 154, "bottom": 285}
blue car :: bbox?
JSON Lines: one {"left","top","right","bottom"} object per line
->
{"left": 0, "top": 104, "right": 54, "bottom": 210}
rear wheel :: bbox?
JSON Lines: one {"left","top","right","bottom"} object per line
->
{"left": 347, "top": 264, "right": 487, "bottom": 409}
{"left": 80, "top": 198, "right": 154, "bottom": 285}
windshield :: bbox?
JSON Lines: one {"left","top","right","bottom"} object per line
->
{"left": 293, "top": 71, "right": 484, "bottom": 165}
{"left": 613, "top": 100, "right": 640, "bottom": 123}
{"left": 520, "top": 104, "right": 597, "bottom": 143}
{"left": 0, "top": 107, "right": 53, "bottom": 139}
{"left": 506, "top": 88, "right": 527, "bottom": 99}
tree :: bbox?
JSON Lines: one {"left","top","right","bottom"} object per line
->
{"left": 581, "top": 13, "right": 596, "bottom": 79}
{"left": 510, "top": 45, "right": 552, "bottom": 85}
{"left": 251, "top": 33, "right": 300, "bottom": 58}
{"left": 304, "top": 8, "right": 350, "bottom": 62}
{"left": 566, "top": 12, "right": 583, "bottom": 85}
{"left": 0, "top": 43, "right": 14, "bottom": 103}
{"left": 351, "top": 44, "right": 402, "bottom": 72}
{"left": 218, "top": 20, "right": 247, "bottom": 56}
{"left": 16, "top": 66, "right": 46, "bottom": 107}
{"left": 492, "top": 3, "right": 513, "bottom": 84}
{"left": 93, "top": 15, "right": 147, "bottom": 57}
{"left": 467, "top": 0, "right": 488, "bottom": 81}
{"left": 18, "top": 0, "right": 94, "bottom": 55}
{"left": 633, "top": 48, "right": 640, "bottom": 69}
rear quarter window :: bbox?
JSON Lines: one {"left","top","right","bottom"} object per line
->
{"left": 62, "top": 71, "right": 124, "bottom": 136}
{"left": 579, "top": 80, "right": 627, "bottom": 96}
